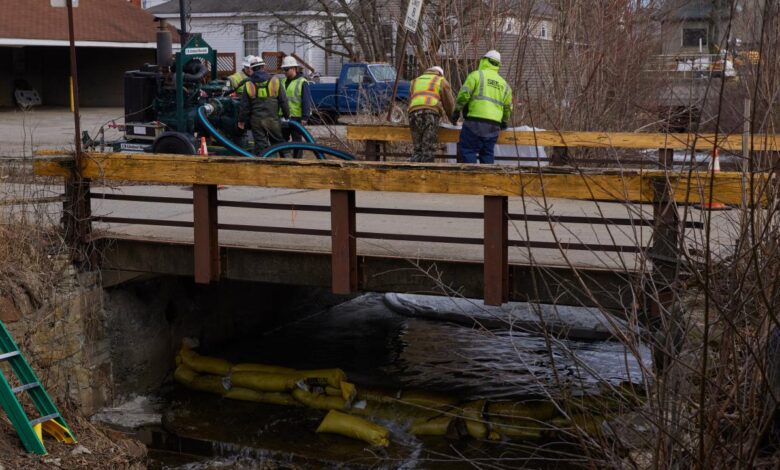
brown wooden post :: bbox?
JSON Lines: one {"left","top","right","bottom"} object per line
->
{"left": 364, "top": 140, "right": 382, "bottom": 161}
{"left": 193, "top": 184, "right": 220, "bottom": 284}
{"left": 649, "top": 148, "right": 680, "bottom": 369}
{"left": 331, "top": 189, "right": 358, "bottom": 294}
{"left": 484, "top": 195, "right": 509, "bottom": 305}
{"left": 550, "top": 146, "right": 570, "bottom": 166}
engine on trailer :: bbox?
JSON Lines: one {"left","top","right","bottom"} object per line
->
{"left": 86, "top": 35, "right": 242, "bottom": 155}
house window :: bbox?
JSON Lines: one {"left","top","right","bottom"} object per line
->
{"left": 682, "top": 28, "right": 707, "bottom": 47}
{"left": 243, "top": 23, "right": 259, "bottom": 56}
{"left": 540, "top": 25, "right": 547, "bottom": 38}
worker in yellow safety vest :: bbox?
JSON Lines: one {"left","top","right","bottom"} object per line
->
{"left": 451, "top": 50, "right": 512, "bottom": 163}
{"left": 238, "top": 58, "right": 290, "bottom": 154}
{"left": 227, "top": 55, "right": 258, "bottom": 96}
{"left": 407, "top": 66, "right": 456, "bottom": 162}
{"left": 280, "top": 56, "right": 313, "bottom": 158}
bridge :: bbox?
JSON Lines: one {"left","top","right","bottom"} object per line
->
{"left": 32, "top": 126, "right": 775, "bottom": 308}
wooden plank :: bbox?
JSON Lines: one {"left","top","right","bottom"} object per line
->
{"left": 33, "top": 153, "right": 762, "bottom": 204}
{"left": 346, "top": 125, "right": 780, "bottom": 151}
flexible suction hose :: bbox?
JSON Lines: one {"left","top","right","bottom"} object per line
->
{"left": 197, "top": 105, "right": 353, "bottom": 160}
{"left": 197, "top": 106, "right": 255, "bottom": 157}
{"left": 261, "top": 142, "right": 355, "bottom": 160}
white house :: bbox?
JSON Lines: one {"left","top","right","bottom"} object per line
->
{"left": 147, "top": 0, "right": 348, "bottom": 75}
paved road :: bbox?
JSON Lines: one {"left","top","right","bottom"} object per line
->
{"left": 0, "top": 107, "right": 349, "bottom": 157}
{"left": 83, "top": 184, "right": 738, "bottom": 272}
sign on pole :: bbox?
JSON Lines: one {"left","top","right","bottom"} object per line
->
{"left": 50, "top": 0, "right": 78, "bottom": 6}
{"left": 403, "top": 0, "right": 424, "bottom": 32}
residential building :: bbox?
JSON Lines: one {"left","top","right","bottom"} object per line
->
{"left": 0, "top": 0, "right": 167, "bottom": 107}
{"left": 147, "top": 0, "right": 350, "bottom": 75}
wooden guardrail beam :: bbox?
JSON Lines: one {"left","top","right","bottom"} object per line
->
{"left": 346, "top": 125, "right": 780, "bottom": 152}
{"left": 34, "top": 153, "right": 765, "bottom": 205}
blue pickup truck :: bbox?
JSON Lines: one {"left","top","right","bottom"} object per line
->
{"left": 309, "top": 63, "right": 410, "bottom": 123}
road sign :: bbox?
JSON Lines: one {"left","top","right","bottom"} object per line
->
{"left": 403, "top": 0, "right": 424, "bottom": 32}
{"left": 50, "top": 0, "right": 78, "bottom": 6}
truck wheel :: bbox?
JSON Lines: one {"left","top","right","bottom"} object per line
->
{"left": 152, "top": 132, "right": 197, "bottom": 154}
{"left": 310, "top": 110, "right": 338, "bottom": 126}
{"left": 388, "top": 104, "right": 405, "bottom": 124}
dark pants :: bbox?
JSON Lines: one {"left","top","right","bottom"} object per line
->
{"left": 409, "top": 109, "right": 441, "bottom": 163}
{"left": 251, "top": 117, "right": 284, "bottom": 156}
{"left": 459, "top": 119, "right": 500, "bottom": 164}
{"left": 282, "top": 117, "right": 305, "bottom": 159}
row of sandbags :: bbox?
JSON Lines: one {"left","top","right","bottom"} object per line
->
{"left": 174, "top": 344, "right": 629, "bottom": 447}
{"left": 175, "top": 344, "right": 390, "bottom": 446}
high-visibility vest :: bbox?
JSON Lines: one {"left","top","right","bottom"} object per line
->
{"left": 228, "top": 71, "right": 249, "bottom": 94}
{"left": 408, "top": 73, "right": 443, "bottom": 110}
{"left": 463, "top": 69, "right": 509, "bottom": 123}
{"left": 246, "top": 77, "right": 281, "bottom": 100}
{"left": 284, "top": 76, "right": 307, "bottom": 118}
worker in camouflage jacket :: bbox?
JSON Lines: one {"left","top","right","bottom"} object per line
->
{"left": 238, "top": 59, "right": 290, "bottom": 155}
{"left": 407, "top": 66, "right": 456, "bottom": 162}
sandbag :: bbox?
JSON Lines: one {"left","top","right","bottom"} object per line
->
{"left": 224, "top": 387, "right": 302, "bottom": 407}
{"left": 316, "top": 410, "right": 390, "bottom": 447}
{"left": 231, "top": 363, "right": 297, "bottom": 374}
{"left": 487, "top": 400, "right": 559, "bottom": 422}
{"left": 173, "top": 364, "right": 198, "bottom": 385}
{"left": 489, "top": 417, "right": 544, "bottom": 440}
{"left": 179, "top": 345, "right": 232, "bottom": 376}
{"left": 230, "top": 371, "right": 298, "bottom": 392}
{"left": 410, "top": 416, "right": 453, "bottom": 436}
{"left": 292, "top": 388, "right": 349, "bottom": 411}
{"left": 400, "top": 391, "right": 458, "bottom": 409}
{"left": 294, "top": 368, "right": 346, "bottom": 389}
{"left": 462, "top": 400, "right": 488, "bottom": 440}
{"left": 340, "top": 381, "right": 357, "bottom": 402}
{"left": 189, "top": 375, "right": 229, "bottom": 396}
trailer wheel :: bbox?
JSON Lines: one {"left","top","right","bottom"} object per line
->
{"left": 152, "top": 132, "right": 197, "bottom": 155}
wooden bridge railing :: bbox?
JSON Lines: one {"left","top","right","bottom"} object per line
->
{"left": 34, "top": 153, "right": 766, "bottom": 306}
{"left": 347, "top": 125, "right": 780, "bottom": 164}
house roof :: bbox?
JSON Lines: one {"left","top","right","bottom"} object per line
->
{"left": 148, "top": 0, "right": 327, "bottom": 15}
{"left": 656, "top": 0, "right": 732, "bottom": 21}
{"left": 0, "top": 0, "right": 169, "bottom": 48}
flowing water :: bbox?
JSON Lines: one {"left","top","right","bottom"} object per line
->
{"left": 147, "top": 293, "right": 652, "bottom": 469}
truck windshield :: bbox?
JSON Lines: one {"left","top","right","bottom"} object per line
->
{"left": 368, "top": 64, "right": 397, "bottom": 81}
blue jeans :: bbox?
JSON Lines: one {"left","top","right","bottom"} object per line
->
{"left": 459, "top": 119, "right": 500, "bottom": 164}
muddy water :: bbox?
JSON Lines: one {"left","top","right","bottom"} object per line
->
{"left": 150, "top": 294, "right": 651, "bottom": 469}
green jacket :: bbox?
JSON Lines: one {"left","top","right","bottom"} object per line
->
{"left": 227, "top": 71, "right": 249, "bottom": 95}
{"left": 455, "top": 58, "right": 512, "bottom": 125}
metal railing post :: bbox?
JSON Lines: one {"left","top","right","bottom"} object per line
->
{"left": 331, "top": 189, "right": 358, "bottom": 294}
{"left": 484, "top": 195, "right": 509, "bottom": 305}
{"left": 193, "top": 184, "right": 220, "bottom": 283}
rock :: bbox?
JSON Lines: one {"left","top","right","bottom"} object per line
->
{"left": 71, "top": 444, "right": 92, "bottom": 456}
{"left": 0, "top": 296, "right": 21, "bottom": 323}
{"left": 42, "top": 458, "right": 62, "bottom": 467}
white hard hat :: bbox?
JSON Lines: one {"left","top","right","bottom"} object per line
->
{"left": 281, "top": 56, "right": 300, "bottom": 69}
{"left": 251, "top": 56, "right": 265, "bottom": 69}
{"left": 241, "top": 55, "right": 255, "bottom": 68}
{"left": 426, "top": 66, "right": 444, "bottom": 75}
{"left": 483, "top": 50, "right": 501, "bottom": 63}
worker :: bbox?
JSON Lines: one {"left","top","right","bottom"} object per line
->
{"left": 238, "top": 58, "right": 290, "bottom": 155}
{"left": 280, "top": 56, "right": 313, "bottom": 158}
{"left": 227, "top": 55, "right": 257, "bottom": 96}
{"left": 407, "top": 66, "right": 456, "bottom": 162}
{"left": 451, "top": 50, "right": 512, "bottom": 164}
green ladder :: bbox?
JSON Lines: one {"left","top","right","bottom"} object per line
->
{"left": 0, "top": 320, "right": 76, "bottom": 455}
